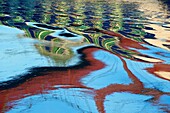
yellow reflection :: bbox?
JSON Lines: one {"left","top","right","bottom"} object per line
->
{"left": 35, "top": 42, "right": 74, "bottom": 63}
{"left": 155, "top": 71, "right": 170, "bottom": 80}
{"left": 132, "top": 55, "right": 163, "bottom": 63}
{"left": 144, "top": 24, "right": 170, "bottom": 51}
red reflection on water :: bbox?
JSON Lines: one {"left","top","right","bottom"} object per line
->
{"left": 0, "top": 47, "right": 170, "bottom": 113}
{"left": 94, "top": 56, "right": 170, "bottom": 113}
{"left": 146, "top": 64, "right": 170, "bottom": 81}
{"left": 85, "top": 28, "right": 148, "bottom": 50}
{"left": 0, "top": 47, "right": 105, "bottom": 112}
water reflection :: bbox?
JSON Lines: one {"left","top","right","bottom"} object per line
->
{"left": 0, "top": 0, "right": 170, "bottom": 113}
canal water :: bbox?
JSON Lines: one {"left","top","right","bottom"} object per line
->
{"left": 0, "top": 0, "right": 170, "bottom": 113}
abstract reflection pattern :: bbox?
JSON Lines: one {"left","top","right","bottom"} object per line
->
{"left": 0, "top": 0, "right": 170, "bottom": 113}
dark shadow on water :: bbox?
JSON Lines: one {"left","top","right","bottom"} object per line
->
{"left": 0, "top": 46, "right": 98, "bottom": 90}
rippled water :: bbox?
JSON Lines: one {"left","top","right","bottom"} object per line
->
{"left": 0, "top": 0, "right": 170, "bottom": 113}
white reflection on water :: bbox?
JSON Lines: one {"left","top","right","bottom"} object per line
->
{"left": 131, "top": 44, "right": 170, "bottom": 64}
{"left": 0, "top": 25, "right": 57, "bottom": 82}
{"left": 0, "top": 25, "right": 84, "bottom": 82}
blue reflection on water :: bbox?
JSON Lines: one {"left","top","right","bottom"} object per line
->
{"left": 82, "top": 50, "right": 132, "bottom": 89}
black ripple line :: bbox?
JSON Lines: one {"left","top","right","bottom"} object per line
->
{"left": 0, "top": 46, "right": 99, "bottom": 90}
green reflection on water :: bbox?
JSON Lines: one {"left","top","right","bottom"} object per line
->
{"left": 0, "top": 0, "right": 155, "bottom": 61}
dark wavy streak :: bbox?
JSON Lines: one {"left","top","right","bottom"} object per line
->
{"left": 0, "top": 46, "right": 97, "bottom": 90}
{"left": 83, "top": 27, "right": 166, "bottom": 63}
{"left": 83, "top": 28, "right": 147, "bottom": 50}
{"left": 0, "top": 46, "right": 105, "bottom": 112}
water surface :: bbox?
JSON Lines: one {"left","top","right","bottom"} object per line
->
{"left": 0, "top": 0, "right": 170, "bottom": 113}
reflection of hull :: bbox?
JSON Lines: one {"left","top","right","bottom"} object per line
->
{"left": 1, "top": 46, "right": 170, "bottom": 113}
{"left": 0, "top": 47, "right": 104, "bottom": 112}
